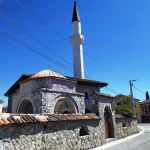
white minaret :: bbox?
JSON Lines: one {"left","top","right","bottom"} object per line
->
{"left": 70, "top": 0, "right": 84, "bottom": 79}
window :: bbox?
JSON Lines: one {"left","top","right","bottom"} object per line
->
{"left": 117, "top": 102, "right": 121, "bottom": 106}
{"left": 122, "top": 122, "right": 127, "bottom": 127}
{"left": 85, "top": 92, "right": 89, "bottom": 99}
{"left": 79, "top": 126, "right": 89, "bottom": 136}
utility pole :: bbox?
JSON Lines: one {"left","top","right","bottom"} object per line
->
{"left": 129, "top": 80, "right": 136, "bottom": 113}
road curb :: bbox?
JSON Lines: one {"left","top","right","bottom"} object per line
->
{"left": 91, "top": 127, "right": 144, "bottom": 150}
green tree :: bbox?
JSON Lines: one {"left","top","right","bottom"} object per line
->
{"left": 115, "top": 96, "right": 135, "bottom": 117}
{"left": 146, "top": 91, "right": 149, "bottom": 100}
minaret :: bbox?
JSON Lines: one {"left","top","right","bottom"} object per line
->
{"left": 70, "top": 0, "right": 84, "bottom": 79}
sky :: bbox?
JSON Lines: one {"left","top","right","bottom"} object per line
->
{"left": 0, "top": 0, "right": 150, "bottom": 106}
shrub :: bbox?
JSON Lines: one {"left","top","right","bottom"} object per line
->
{"left": 115, "top": 96, "right": 135, "bottom": 117}
{"left": 119, "top": 106, "right": 135, "bottom": 117}
{"left": 115, "top": 106, "right": 121, "bottom": 114}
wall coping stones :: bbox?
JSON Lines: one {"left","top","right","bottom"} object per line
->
{"left": 0, "top": 113, "right": 101, "bottom": 126}
{"left": 116, "top": 114, "right": 137, "bottom": 119}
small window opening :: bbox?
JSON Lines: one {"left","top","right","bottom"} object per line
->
{"left": 85, "top": 108, "right": 92, "bottom": 113}
{"left": 122, "top": 122, "right": 127, "bottom": 127}
{"left": 79, "top": 126, "right": 89, "bottom": 136}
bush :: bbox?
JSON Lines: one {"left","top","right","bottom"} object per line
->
{"left": 119, "top": 106, "right": 135, "bottom": 117}
{"left": 115, "top": 106, "right": 121, "bottom": 114}
{"left": 115, "top": 96, "right": 135, "bottom": 117}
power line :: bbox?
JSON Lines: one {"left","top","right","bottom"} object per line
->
{"left": 132, "top": 85, "right": 145, "bottom": 95}
{"left": 3, "top": 1, "right": 144, "bottom": 96}
{"left": 104, "top": 87, "right": 120, "bottom": 95}
{"left": 0, "top": 28, "right": 123, "bottom": 96}
{"left": 0, "top": 11, "right": 92, "bottom": 80}
{"left": 0, "top": 28, "right": 74, "bottom": 73}
{"left": 15, "top": 0, "right": 129, "bottom": 81}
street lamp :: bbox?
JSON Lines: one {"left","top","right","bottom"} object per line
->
{"left": 129, "top": 80, "right": 137, "bottom": 114}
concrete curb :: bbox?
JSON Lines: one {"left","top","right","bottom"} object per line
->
{"left": 91, "top": 127, "right": 144, "bottom": 150}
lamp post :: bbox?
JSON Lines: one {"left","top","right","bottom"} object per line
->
{"left": 129, "top": 80, "right": 136, "bottom": 113}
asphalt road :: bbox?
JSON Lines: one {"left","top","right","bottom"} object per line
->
{"left": 104, "top": 124, "right": 150, "bottom": 150}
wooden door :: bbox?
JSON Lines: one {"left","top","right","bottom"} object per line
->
{"left": 104, "top": 113, "right": 109, "bottom": 138}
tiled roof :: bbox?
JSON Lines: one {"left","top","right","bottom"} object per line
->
{"left": 2, "top": 106, "right": 7, "bottom": 109}
{"left": 95, "top": 92, "right": 114, "bottom": 98}
{"left": 30, "top": 69, "right": 66, "bottom": 79}
{"left": 0, "top": 113, "right": 100, "bottom": 126}
{"left": 140, "top": 99, "right": 150, "bottom": 105}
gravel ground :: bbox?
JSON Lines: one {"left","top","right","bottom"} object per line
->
{"left": 104, "top": 124, "right": 150, "bottom": 150}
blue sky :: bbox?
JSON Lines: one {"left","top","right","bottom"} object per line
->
{"left": 0, "top": 0, "right": 150, "bottom": 105}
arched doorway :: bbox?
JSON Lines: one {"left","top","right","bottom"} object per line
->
{"left": 104, "top": 106, "right": 114, "bottom": 138}
{"left": 54, "top": 98, "right": 76, "bottom": 114}
{"left": 18, "top": 100, "right": 33, "bottom": 114}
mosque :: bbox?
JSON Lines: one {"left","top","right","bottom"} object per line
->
{"left": 5, "top": 0, "right": 115, "bottom": 138}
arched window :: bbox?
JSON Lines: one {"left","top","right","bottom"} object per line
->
{"left": 63, "top": 110, "right": 71, "bottom": 114}
{"left": 18, "top": 100, "right": 33, "bottom": 114}
{"left": 79, "top": 126, "right": 89, "bottom": 136}
{"left": 54, "top": 98, "right": 76, "bottom": 114}
{"left": 85, "top": 92, "right": 89, "bottom": 99}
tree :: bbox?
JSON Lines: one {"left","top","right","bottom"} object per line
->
{"left": 115, "top": 96, "right": 135, "bottom": 117}
{"left": 146, "top": 91, "right": 149, "bottom": 100}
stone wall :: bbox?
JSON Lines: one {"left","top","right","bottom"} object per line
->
{"left": 115, "top": 117, "right": 139, "bottom": 139}
{"left": 0, "top": 120, "right": 106, "bottom": 150}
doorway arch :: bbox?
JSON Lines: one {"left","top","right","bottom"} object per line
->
{"left": 104, "top": 105, "right": 114, "bottom": 138}
{"left": 54, "top": 98, "right": 76, "bottom": 114}
{"left": 18, "top": 100, "right": 33, "bottom": 114}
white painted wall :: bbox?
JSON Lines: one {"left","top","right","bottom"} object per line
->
{"left": 72, "top": 21, "right": 81, "bottom": 35}
{"left": 0, "top": 104, "right": 2, "bottom": 113}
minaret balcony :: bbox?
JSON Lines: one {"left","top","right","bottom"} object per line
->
{"left": 70, "top": 35, "right": 84, "bottom": 45}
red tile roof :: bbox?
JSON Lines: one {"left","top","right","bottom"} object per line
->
{"left": 2, "top": 106, "right": 7, "bottom": 109}
{"left": 0, "top": 113, "right": 100, "bottom": 126}
{"left": 140, "top": 99, "right": 150, "bottom": 105}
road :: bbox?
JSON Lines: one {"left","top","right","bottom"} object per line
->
{"left": 104, "top": 124, "right": 150, "bottom": 150}
{"left": 92, "top": 124, "right": 150, "bottom": 150}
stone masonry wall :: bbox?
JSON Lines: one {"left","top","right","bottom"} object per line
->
{"left": 115, "top": 117, "right": 139, "bottom": 139}
{"left": 0, "top": 120, "right": 106, "bottom": 150}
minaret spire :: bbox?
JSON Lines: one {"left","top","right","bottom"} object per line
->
{"left": 72, "top": 0, "right": 80, "bottom": 22}
{"left": 70, "top": 0, "right": 84, "bottom": 79}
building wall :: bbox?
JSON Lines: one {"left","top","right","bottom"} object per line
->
{"left": 76, "top": 85, "right": 100, "bottom": 112}
{"left": 140, "top": 103, "right": 150, "bottom": 123}
{"left": 9, "top": 79, "right": 85, "bottom": 114}
{"left": 40, "top": 89, "right": 84, "bottom": 114}
{"left": 0, "top": 104, "right": 2, "bottom": 113}
{"left": 97, "top": 96, "right": 116, "bottom": 138}
{"left": 135, "top": 100, "right": 141, "bottom": 122}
